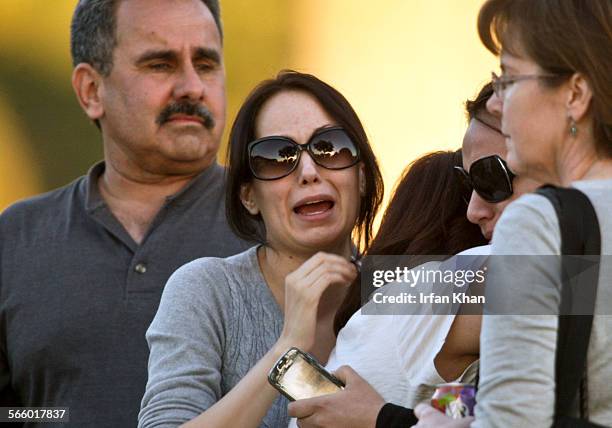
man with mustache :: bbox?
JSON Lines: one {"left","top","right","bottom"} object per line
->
{"left": 0, "top": 0, "right": 248, "bottom": 426}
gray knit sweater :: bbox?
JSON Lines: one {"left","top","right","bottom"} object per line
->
{"left": 138, "top": 245, "right": 288, "bottom": 428}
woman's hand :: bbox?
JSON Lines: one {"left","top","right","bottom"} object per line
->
{"left": 288, "top": 365, "right": 385, "bottom": 428}
{"left": 277, "top": 252, "right": 357, "bottom": 351}
{"left": 412, "top": 403, "right": 473, "bottom": 428}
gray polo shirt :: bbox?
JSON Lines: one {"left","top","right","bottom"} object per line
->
{"left": 0, "top": 162, "right": 250, "bottom": 427}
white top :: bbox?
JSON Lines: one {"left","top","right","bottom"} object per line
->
{"left": 288, "top": 245, "right": 490, "bottom": 427}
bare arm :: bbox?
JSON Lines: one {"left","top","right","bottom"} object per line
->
{"left": 434, "top": 314, "right": 481, "bottom": 382}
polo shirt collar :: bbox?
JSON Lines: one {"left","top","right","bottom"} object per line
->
{"left": 164, "top": 161, "right": 224, "bottom": 205}
{"left": 82, "top": 160, "right": 224, "bottom": 213}
{"left": 84, "top": 161, "right": 106, "bottom": 213}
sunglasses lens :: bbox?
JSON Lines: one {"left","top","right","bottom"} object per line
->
{"left": 470, "top": 156, "right": 513, "bottom": 203}
{"left": 250, "top": 139, "right": 298, "bottom": 179}
{"left": 310, "top": 129, "right": 359, "bottom": 170}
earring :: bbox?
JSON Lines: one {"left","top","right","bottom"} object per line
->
{"left": 569, "top": 117, "right": 578, "bottom": 137}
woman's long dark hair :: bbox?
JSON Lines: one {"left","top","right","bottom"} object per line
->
{"left": 225, "top": 70, "right": 384, "bottom": 253}
{"left": 334, "top": 149, "right": 487, "bottom": 334}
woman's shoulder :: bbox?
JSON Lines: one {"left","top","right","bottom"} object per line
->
{"left": 501, "top": 181, "right": 612, "bottom": 235}
{"left": 501, "top": 192, "right": 559, "bottom": 226}
{"left": 457, "top": 245, "right": 491, "bottom": 256}
{"left": 573, "top": 180, "right": 612, "bottom": 247}
{"left": 176, "top": 244, "right": 258, "bottom": 277}
{"left": 164, "top": 245, "right": 261, "bottom": 299}
{"left": 493, "top": 193, "right": 561, "bottom": 255}
{"left": 152, "top": 246, "right": 263, "bottom": 332}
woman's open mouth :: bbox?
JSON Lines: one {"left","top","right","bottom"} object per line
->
{"left": 293, "top": 200, "right": 335, "bottom": 216}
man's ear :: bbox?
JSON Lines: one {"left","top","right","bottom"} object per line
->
{"left": 240, "top": 183, "right": 260, "bottom": 215}
{"left": 72, "top": 63, "right": 105, "bottom": 122}
{"left": 566, "top": 72, "right": 592, "bottom": 123}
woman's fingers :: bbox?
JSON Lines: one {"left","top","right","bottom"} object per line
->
{"left": 280, "top": 252, "right": 358, "bottom": 349}
{"left": 308, "top": 269, "right": 355, "bottom": 299}
{"left": 286, "top": 253, "right": 357, "bottom": 296}
{"left": 302, "top": 256, "right": 357, "bottom": 289}
{"left": 287, "top": 252, "right": 348, "bottom": 282}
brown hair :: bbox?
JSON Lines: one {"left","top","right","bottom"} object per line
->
{"left": 465, "top": 82, "right": 494, "bottom": 123}
{"left": 465, "top": 81, "right": 502, "bottom": 132}
{"left": 225, "top": 70, "right": 384, "bottom": 252}
{"left": 333, "top": 150, "right": 487, "bottom": 333}
{"left": 478, "top": 0, "right": 612, "bottom": 156}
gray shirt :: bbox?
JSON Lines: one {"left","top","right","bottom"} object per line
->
{"left": 139, "top": 245, "right": 289, "bottom": 428}
{"left": 475, "top": 180, "right": 612, "bottom": 427}
{"left": 0, "top": 162, "right": 249, "bottom": 427}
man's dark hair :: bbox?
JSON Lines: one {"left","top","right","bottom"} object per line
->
{"left": 70, "top": 0, "right": 223, "bottom": 76}
{"left": 465, "top": 81, "right": 494, "bottom": 123}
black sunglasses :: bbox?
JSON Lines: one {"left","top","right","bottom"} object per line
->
{"left": 248, "top": 126, "right": 360, "bottom": 180}
{"left": 454, "top": 155, "right": 515, "bottom": 203}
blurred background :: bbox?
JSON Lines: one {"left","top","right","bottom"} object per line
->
{"left": 0, "top": 0, "right": 496, "bottom": 213}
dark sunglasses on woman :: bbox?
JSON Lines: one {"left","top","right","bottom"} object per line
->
{"left": 248, "top": 126, "right": 360, "bottom": 180}
{"left": 454, "top": 155, "right": 515, "bottom": 203}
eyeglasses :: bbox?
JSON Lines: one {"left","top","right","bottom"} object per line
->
{"left": 248, "top": 126, "right": 360, "bottom": 180}
{"left": 454, "top": 155, "right": 516, "bottom": 203}
{"left": 491, "top": 71, "right": 560, "bottom": 99}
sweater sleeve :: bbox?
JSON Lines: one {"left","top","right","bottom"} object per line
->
{"left": 473, "top": 194, "right": 561, "bottom": 428}
{"left": 376, "top": 403, "right": 418, "bottom": 428}
{"left": 138, "top": 258, "right": 232, "bottom": 428}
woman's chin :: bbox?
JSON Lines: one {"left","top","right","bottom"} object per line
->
{"left": 294, "top": 230, "right": 351, "bottom": 253}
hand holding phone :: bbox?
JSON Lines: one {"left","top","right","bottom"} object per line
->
{"left": 286, "top": 364, "right": 387, "bottom": 428}
{"left": 268, "top": 347, "right": 344, "bottom": 401}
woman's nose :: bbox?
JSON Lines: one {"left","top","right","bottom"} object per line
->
{"left": 296, "top": 150, "right": 321, "bottom": 185}
{"left": 486, "top": 91, "right": 503, "bottom": 119}
{"left": 466, "top": 191, "right": 495, "bottom": 227}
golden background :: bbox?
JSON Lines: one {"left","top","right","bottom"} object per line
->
{"left": 0, "top": 0, "right": 496, "bottom": 212}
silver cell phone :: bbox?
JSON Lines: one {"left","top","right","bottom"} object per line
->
{"left": 268, "top": 347, "right": 345, "bottom": 401}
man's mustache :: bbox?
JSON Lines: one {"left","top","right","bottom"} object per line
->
{"left": 156, "top": 102, "right": 215, "bottom": 129}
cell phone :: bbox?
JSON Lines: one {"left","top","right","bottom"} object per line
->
{"left": 268, "top": 347, "right": 345, "bottom": 401}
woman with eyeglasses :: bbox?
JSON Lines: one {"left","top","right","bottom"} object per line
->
{"left": 415, "top": 1, "right": 612, "bottom": 427}
{"left": 138, "top": 71, "right": 383, "bottom": 428}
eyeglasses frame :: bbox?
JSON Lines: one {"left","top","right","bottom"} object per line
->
{"left": 247, "top": 126, "right": 361, "bottom": 181}
{"left": 490, "top": 71, "right": 561, "bottom": 99}
{"left": 454, "top": 154, "right": 516, "bottom": 203}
